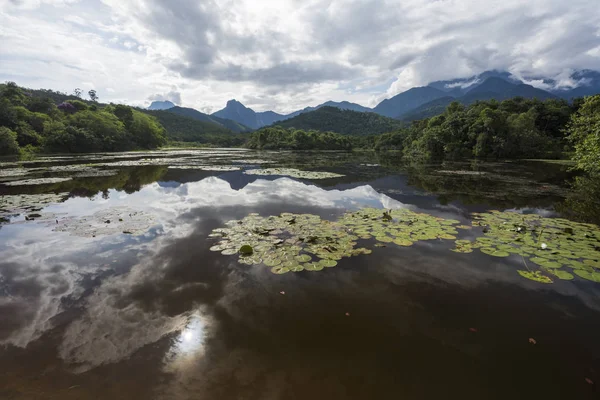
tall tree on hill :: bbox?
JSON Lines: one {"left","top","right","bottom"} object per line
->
{"left": 88, "top": 89, "right": 98, "bottom": 102}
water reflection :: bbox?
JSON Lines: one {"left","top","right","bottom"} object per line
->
{"left": 1, "top": 151, "right": 600, "bottom": 399}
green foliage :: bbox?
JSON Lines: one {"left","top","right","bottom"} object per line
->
{"left": 246, "top": 126, "right": 352, "bottom": 150}
{"left": 143, "top": 108, "right": 246, "bottom": 146}
{"left": 0, "top": 126, "right": 20, "bottom": 155}
{"left": 383, "top": 98, "right": 575, "bottom": 161}
{"left": 0, "top": 82, "right": 169, "bottom": 154}
{"left": 128, "top": 110, "right": 167, "bottom": 149}
{"left": 66, "top": 99, "right": 89, "bottom": 111}
{"left": 274, "top": 106, "right": 403, "bottom": 135}
{"left": 566, "top": 95, "right": 600, "bottom": 176}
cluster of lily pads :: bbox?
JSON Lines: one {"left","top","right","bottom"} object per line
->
{"left": 208, "top": 212, "right": 370, "bottom": 274}
{"left": 243, "top": 168, "right": 344, "bottom": 179}
{"left": 208, "top": 208, "right": 462, "bottom": 274}
{"left": 52, "top": 206, "right": 156, "bottom": 237}
{"left": 338, "top": 208, "right": 462, "bottom": 246}
{"left": 451, "top": 210, "right": 600, "bottom": 283}
{"left": 209, "top": 208, "right": 600, "bottom": 285}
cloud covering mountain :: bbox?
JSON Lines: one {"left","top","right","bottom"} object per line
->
{"left": 1, "top": 0, "right": 599, "bottom": 113}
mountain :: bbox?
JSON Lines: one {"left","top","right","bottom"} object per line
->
{"left": 212, "top": 99, "right": 285, "bottom": 130}
{"left": 550, "top": 70, "right": 600, "bottom": 99}
{"left": 211, "top": 99, "right": 373, "bottom": 129}
{"left": 460, "top": 77, "right": 556, "bottom": 104}
{"left": 273, "top": 106, "right": 402, "bottom": 135}
{"left": 319, "top": 101, "right": 372, "bottom": 113}
{"left": 398, "top": 77, "right": 557, "bottom": 121}
{"left": 399, "top": 96, "right": 456, "bottom": 121}
{"left": 428, "top": 71, "right": 518, "bottom": 96}
{"left": 148, "top": 100, "right": 175, "bottom": 110}
{"left": 168, "top": 106, "right": 251, "bottom": 133}
{"left": 372, "top": 86, "right": 448, "bottom": 118}
{"left": 143, "top": 109, "right": 247, "bottom": 146}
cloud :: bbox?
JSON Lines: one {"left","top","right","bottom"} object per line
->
{"left": 0, "top": 0, "right": 599, "bottom": 112}
{"left": 148, "top": 90, "right": 182, "bottom": 105}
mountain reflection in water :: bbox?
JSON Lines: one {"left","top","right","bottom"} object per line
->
{"left": 0, "top": 151, "right": 599, "bottom": 400}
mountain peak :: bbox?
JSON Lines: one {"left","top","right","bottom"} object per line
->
{"left": 148, "top": 100, "right": 175, "bottom": 110}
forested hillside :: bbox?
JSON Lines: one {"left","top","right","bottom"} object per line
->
{"left": 274, "top": 106, "right": 402, "bottom": 135}
{"left": 246, "top": 126, "right": 352, "bottom": 150}
{"left": 144, "top": 109, "right": 247, "bottom": 147}
{"left": 0, "top": 82, "right": 166, "bottom": 155}
{"left": 375, "top": 97, "right": 578, "bottom": 160}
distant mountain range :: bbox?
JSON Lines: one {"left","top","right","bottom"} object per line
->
{"left": 147, "top": 69, "right": 600, "bottom": 130}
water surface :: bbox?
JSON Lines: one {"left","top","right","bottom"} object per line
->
{"left": 0, "top": 150, "right": 599, "bottom": 399}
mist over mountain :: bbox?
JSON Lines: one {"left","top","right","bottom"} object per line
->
{"left": 160, "top": 69, "right": 600, "bottom": 129}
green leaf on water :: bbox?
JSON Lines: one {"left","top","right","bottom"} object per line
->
{"left": 517, "top": 270, "right": 553, "bottom": 284}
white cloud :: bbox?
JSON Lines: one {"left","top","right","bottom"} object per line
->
{"left": 0, "top": 0, "right": 599, "bottom": 112}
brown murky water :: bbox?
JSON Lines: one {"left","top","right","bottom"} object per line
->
{"left": 1, "top": 150, "right": 599, "bottom": 399}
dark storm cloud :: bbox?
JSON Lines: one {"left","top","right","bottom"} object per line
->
{"left": 174, "top": 61, "right": 359, "bottom": 86}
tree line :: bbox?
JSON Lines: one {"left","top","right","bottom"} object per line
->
{"left": 246, "top": 126, "right": 353, "bottom": 150}
{"left": 0, "top": 82, "right": 167, "bottom": 155}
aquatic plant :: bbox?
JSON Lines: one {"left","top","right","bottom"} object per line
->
{"left": 209, "top": 212, "right": 364, "bottom": 273}
{"left": 209, "top": 208, "right": 460, "bottom": 274}
{"left": 338, "top": 208, "right": 461, "bottom": 246}
{"left": 244, "top": 168, "right": 344, "bottom": 179}
{"left": 2, "top": 177, "right": 72, "bottom": 186}
{"left": 452, "top": 211, "right": 600, "bottom": 283}
{"left": 52, "top": 206, "right": 155, "bottom": 237}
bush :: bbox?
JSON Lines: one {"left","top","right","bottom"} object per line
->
{"left": 15, "top": 122, "right": 42, "bottom": 146}
{"left": 66, "top": 99, "right": 89, "bottom": 111}
{"left": 567, "top": 95, "right": 600, "bottom": 176}
{"left": 0, "top": 126, "right": 20, "bottom": 155}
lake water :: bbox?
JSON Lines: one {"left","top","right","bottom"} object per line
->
{"left": 1, "top": 149, "right": 599, "bottom": 400}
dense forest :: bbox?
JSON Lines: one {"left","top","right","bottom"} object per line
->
{"left": 0, "top": 82, "right": 167, "bottom": 155}
{"left": 243, "top": 95, "right": 600, "bottom": 172}
{"left": 374, "top": 97, "right": 578, "bottom": 160}
{"left": 246, "top": 126, "right": 353, "bottom": 150}
{"left": 145, "top": 109, "right": 247, "bottom": 147}
{"left": 274, "top": 106, "right": 403, "bottom": 135}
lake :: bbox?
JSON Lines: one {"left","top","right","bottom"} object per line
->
{"left": 1, "top": 149, "right": 599, "bottom": 400}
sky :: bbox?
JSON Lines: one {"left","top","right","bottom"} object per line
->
{"left": 1, "top": 0, "right": 599, "bottom": 114}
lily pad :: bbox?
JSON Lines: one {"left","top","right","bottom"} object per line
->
{"left": 573, "top": 269, "right": 600, "bottom": 283}
{"left": 464, "top": 211, "right": 600, "bottom": 284}
{"left": 239, "top": 245, "right": 254, "bottom": 255}
{"left": 517, "top": 270, "right": 553, "bottom": 284}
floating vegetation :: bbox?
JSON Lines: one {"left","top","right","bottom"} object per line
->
{"left": 208, "top": 208, "right": 461, "bottom": 274}
{"left": 168, "top": 165, "right": 240, "bottom": 171}
{"left": 517, "top": 270, "right": 553, "bottom": 284}
{"left": 208, "top": 212, "right": 365, "bottom": 273}
{"left": 244, "top": 168, "right": 344, "bottom": 179}
{"left": 0, "top": 168, "right": 32, "bottom": 178}
{"left": 452, "top": 211, "right": 600, "bottom": 284}
{"left": 0, "top": 193, "right": 69, "bottom": 220}
{"left": 230, "top": 159, "right": 277, "bottom": 164}
{"left": 2, "top": 177, "right": 72, "bottom": 186}
{"left": 52, "top": 206, "right": 155, "bottom": 237}
{"left": 338, "top": 208, "right": 460, "bottom": 246}
{"left": 73, "top": 169, "right": 119, "bottom": 178}
{"left": 436, "top": 170, "right": 487, "bottom": 176}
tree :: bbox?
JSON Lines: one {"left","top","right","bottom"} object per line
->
{"left": 73, "top": 88, "right": 82, "bottom": 98}
{"left": 566, "top": 94, "right": 600, "bottom": 176}
{"left": 88, "top": 89, "right": 98, "bottom": 102}
{"left": 0, "top": 126, "right": 20, "bottom": 155}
